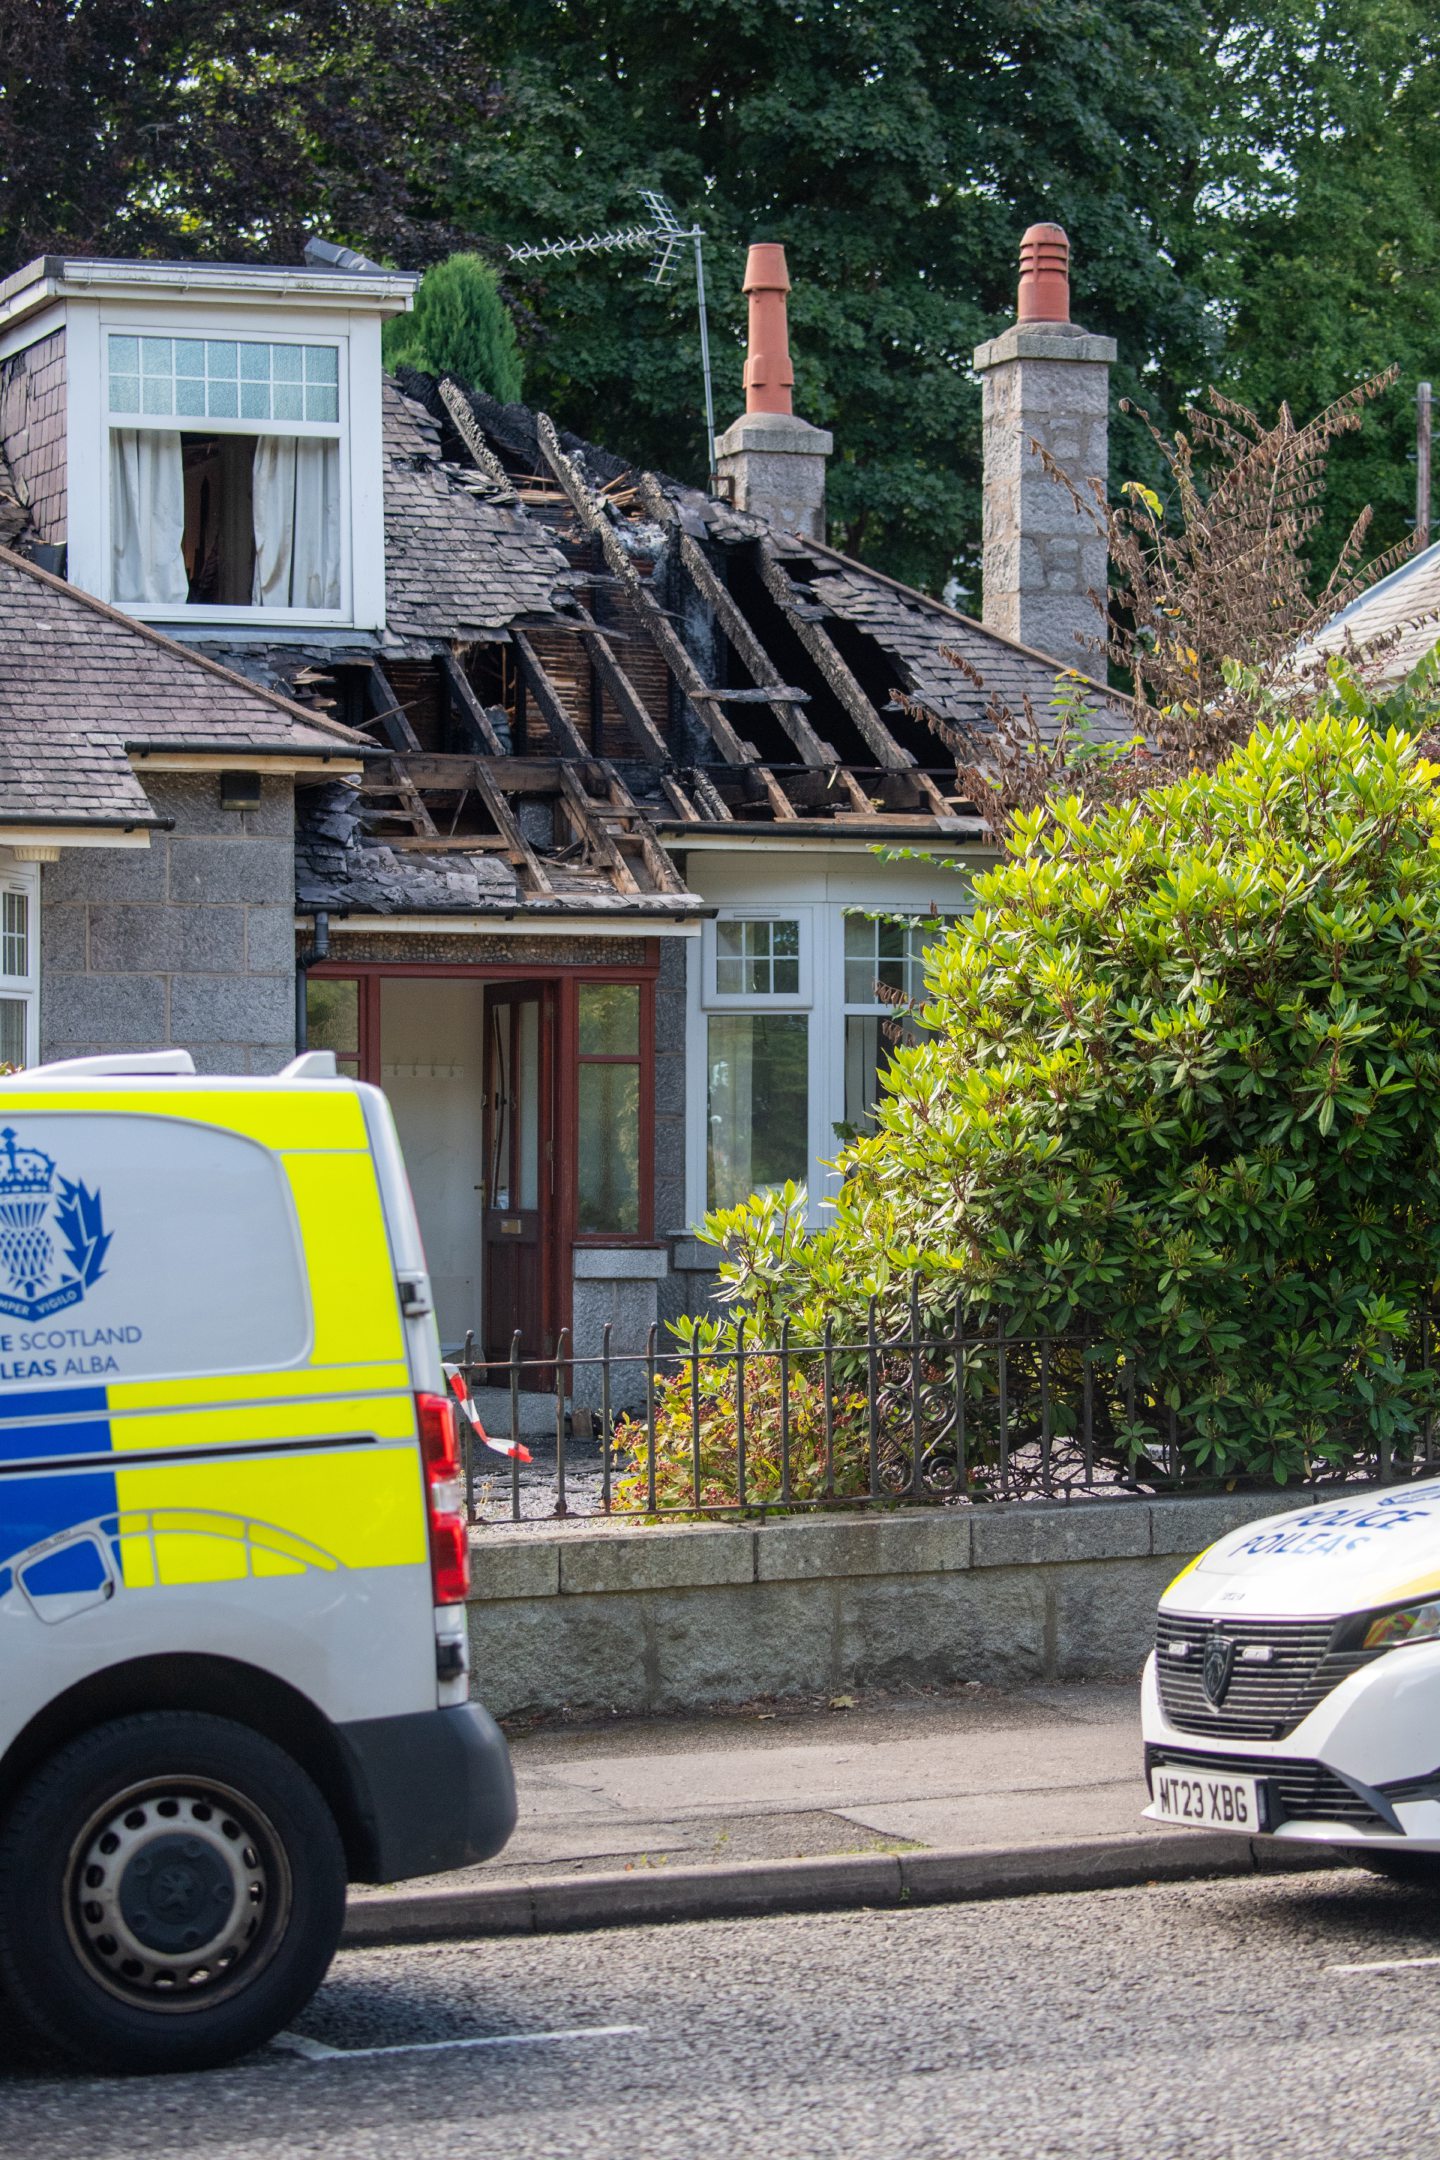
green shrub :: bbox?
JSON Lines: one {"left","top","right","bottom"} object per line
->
{"left": 383, "top": 252, "right": 523, "bottom": 402}
{"left": 706, "top": 674, "right": 1440, "bottom": 1486}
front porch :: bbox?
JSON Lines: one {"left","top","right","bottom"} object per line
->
{"left": 303, "top": 936, "right": 686, "bottom": 1398}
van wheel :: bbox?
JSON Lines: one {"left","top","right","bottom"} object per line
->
{"left": 0, "top": 1712, "right": 346, "bottom": 2074}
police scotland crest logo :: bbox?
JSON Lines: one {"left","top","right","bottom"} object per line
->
{"left": 0, "top": 1128, "right": 110, "bottom": 1322}
{"left": 1202, "top": 1629, "right": 1237, "bottom": 1709}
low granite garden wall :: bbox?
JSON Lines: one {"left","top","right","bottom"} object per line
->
{"left": 465, "top": 1489, "right": 1307, "bottom": 1718}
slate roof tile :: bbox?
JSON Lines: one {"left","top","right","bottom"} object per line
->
{"left": 0, "top": 547, "right": 364, "bottom": 829}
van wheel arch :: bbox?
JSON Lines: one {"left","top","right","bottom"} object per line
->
{"left": 0, "top": 1654, "right": 375, "bottom": 1879}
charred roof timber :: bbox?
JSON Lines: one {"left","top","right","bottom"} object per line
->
{"left": 285, "top": 362, "right": 1129, "bottom": 914}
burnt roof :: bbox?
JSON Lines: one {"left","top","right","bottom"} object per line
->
{"left": 379, "top": 380, "right": 573, "bottom": 653}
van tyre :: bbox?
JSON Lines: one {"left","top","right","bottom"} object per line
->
{"left": 0, "top": 1712, "right": 346, "bottom": 2074}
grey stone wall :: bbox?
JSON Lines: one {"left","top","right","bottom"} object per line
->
{"left": 0, "top": 328, "right": 67, "bottom": 548}
{"left": 972, "top": 323, "right": 1116, "bottom": 679}
{"left": 40, "top": 773, "right": 297, "bottom": 1074}
{"left": 467, "top": 1489, "right": 1305, "bottom": 1718}
{"left": 713, "top": 411, "right": 832, "bottom": 541}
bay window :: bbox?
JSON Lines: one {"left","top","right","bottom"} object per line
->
{"left": 107, "top": 333, "right": 344, "bottom": 615}
{"left": 690, "top": 903, "right": 958, "bottom": 1224}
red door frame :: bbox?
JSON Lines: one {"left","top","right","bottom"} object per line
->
{"left": 307, "top": 949, "right": 661, "bottom": 1350}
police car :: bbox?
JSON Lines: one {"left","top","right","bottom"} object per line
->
{"left": 1143, "top": 1484, "right": 1440, "bottom": 1875}
{"left": 0, "top": 1050, "right": 516, "bottom": 2073}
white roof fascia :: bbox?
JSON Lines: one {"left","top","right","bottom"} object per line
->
{"left": 0, "top": 255, "right": 418, "bottom": 335}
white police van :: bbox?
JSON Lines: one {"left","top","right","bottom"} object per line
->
{"left": 0, "top": 1050, "right": 515, "bottom": 2073}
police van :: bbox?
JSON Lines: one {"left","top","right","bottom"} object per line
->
{"left": 0, "top": 1049, "right": 516, "bottom": 2073}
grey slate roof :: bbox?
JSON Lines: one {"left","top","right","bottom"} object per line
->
{"left": 0, "top": 546, "right": 363, "bottom": 829}
{"left": 1297, "top": 541, "right": 1440, "bottom": 686}
{"left": 379, "top": 381, "right": 571, "bottom": 655}
{"left": 771, "top": 537, "right": 1129, "bottom": 746}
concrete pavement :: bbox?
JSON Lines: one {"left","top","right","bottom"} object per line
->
{"left": 379, "top": 1680, "right": 1152, "bottom": 1896}
{"left": 346, "top": 1680, "right": 1335, "bottom": 1942}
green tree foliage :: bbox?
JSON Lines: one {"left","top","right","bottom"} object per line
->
{"left": 1193, "top": 1, "right": 1440, "bottom": 574}
{"left": 701, "top": 676, "right": 1440, "bottom": 1485}
{"left": 383, "top": 254, "right": 524, "bottom": 403}
{"left": 449, "top": 0, "right": 1215, "bottom": 591}
{"left": 0, "top": 0, "right": 491, "bottom": 266}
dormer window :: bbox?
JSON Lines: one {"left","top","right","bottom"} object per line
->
{"left": 105, "top": 331, "right": 346, "bottom": 616}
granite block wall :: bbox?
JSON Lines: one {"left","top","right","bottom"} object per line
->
{"left": 40, "top": 772, "right": 297, "bottom": 1074}
{"left": 973, "top": 323, "right": 1115, "bottom": 680}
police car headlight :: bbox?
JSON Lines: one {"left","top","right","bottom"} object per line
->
{"left": 1361, "top": 1598, "right": 1440, "bottom": 1651}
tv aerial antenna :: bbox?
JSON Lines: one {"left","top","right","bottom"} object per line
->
{"left": 507, "top": 190, "right": 718, "bottom": 485}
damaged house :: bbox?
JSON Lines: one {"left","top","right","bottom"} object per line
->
{"left": 0, "top": 227, "right": 1122, "bottom": 1385}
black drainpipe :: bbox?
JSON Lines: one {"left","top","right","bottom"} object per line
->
{"left": 295, "top": 910, "right": 330, "bottom": 1052}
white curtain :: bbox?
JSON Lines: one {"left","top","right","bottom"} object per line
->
{"left": 109, "top": 430, "right": 187, "bottom": 604}
{"left": 252, "top": 437, "right": 341, "bottom": 609}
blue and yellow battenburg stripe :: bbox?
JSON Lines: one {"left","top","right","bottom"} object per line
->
{"left": 0, "top": 1365, "right": 427, "bottom": 1597}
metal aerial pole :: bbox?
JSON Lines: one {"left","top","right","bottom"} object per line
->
{"left": 1417, "top": 381, "right": 1432, "bottom": 551}
{"left": 507, "top": 191, "right": 718, "bottom": 486}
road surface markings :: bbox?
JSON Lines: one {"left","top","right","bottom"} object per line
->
{"left": 271, "top": 2023, "right": 644, "bottom": 2064}
{"left": 1330, "top": 1955, "right": 1440, "bottom": 1975}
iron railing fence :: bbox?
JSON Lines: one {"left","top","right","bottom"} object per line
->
{"left": 451, "top": 1303, "right": 1440, "bottom": 1525}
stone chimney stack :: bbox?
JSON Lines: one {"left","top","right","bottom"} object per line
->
{"left": 972, "top": 224, "right": 1115, "bottom": 676}
{"left": 714, "top": 243, "right": 831, "bottom": 540}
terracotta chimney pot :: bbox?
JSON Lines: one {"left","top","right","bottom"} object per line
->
{"left": 742, "top": 242, "right": 795, "bottom": 415}
{"left": 1017, "top": 223, "right": 1071, "bottom": 325}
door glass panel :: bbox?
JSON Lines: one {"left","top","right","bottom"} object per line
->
{"left": 706, "top": 1013, "right": 808, "bottom": 1210}
{"left": 578, "top": 1065, "right": 639, "bottom": 1232}
{"left": 516, "top": 997, "right": 540, "bottom": 1211}
{"left": 843, "top": 1011, "right": 923, "bottom": 1136}
{"left": 489, "top": 1004, "right": 512, "bottom": 1210}
{"left": 578, "top": 983, "right": 639, "bottom": 1055}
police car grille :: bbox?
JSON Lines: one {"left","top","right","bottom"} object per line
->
{"left": 1155, "top": 1615, "right": 1377, "bottom": 1740}
{"left": 1145, "top": 1745, "right": 1386, "bottom": 1829}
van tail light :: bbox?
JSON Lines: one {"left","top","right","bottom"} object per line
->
{"left": 416, "top": 1391, "right": 469, "bottom": 1604}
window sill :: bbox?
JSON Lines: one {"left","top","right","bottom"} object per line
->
{"left": 118, "top": 603, "right": 356, "bottom": 629}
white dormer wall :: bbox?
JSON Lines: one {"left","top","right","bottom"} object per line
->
{"left": 0, "top": 259, "right": 415, "bottom": 634}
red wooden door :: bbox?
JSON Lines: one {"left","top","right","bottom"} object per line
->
{"left": 482, "top": 983, "right": 554, "bottom": 1370}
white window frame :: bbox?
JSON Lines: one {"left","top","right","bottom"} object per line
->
{"left": 99, "top": 318, "right": 352, "bottom": 628}
{"left": 700, "top": 908, "right": 813, "bottom": 1010}
{"left": 837, "top": 910, "right": 951, "bottom": 1142}
{"left": 0, "top": 860, "right": 41, "bottom": 1071}
{"left": 52, "top": 294, "right": 389, "bottom": 631}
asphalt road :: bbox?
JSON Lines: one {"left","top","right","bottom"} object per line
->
{"left": 6, "top": 1866, "right": 1440, "bottom": 2159}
